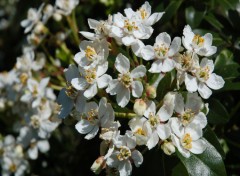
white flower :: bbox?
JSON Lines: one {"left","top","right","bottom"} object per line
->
{"left": 80, "top": 17, "right": 113, "bottom": 40}
{"left": 174, "top": 92, "right": 207, "bottom": 128}
{"left": 27, "top": 139, "right": 50, "bottom": 160}
{"left": 106, "top": 53, "right": 146, "bottom": 107}
{"left": 71, "top": 62, "right": 111, "bottom": 99}
{"left": 21, "top": 4, "right": 44, "bottom": 33}
{"left": 74, "top": 39, "right": 109, "bottom": 69}
{"left": 20, "top": 77, "right": 55, "bottom": 108}
{"left": 57, "top": 64, "right": 86, "bottom": 119}
{"left": 182, "top": 25, "right": 217, "bottom": 56}
{"left": 143, "top": 101, "right": 171, "bottom": 149}
{"left": 133, "top": 1, "right": 164, "bottom": 26}
{"left": 111, "top": 11, "right": 152, "bottom": 46}
{"left": 106, "top": 131, "right": 143, "bottom": 176}
{"left": 128, "top": 117, "right": 151, "bottom": 145}
{"left": 141, "top": 32, "right": 181, "bottom": 73}
{"left": 75, "top": 97, "right": 115, "bottom": 140}
{"left": 55, "top": 0, "right": 79, "bottom": 15}
{"left": 170, "top": 118, "right": 207, "bottom": 158}
{"left": 185, "top": 58, "right": 225, "bottom": 99}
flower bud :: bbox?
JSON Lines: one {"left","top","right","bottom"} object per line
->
{"left": 53, "top": 13, "right": 62, "bottom": 21}
{"left": 146, "top": 85, "right": 156, "bottom": 99}
{"left": 161, "top": 141, "right": 175, "bottom": 155}
{"left": 133, "top": 99, "right": 147, "bottom": 116}
{"left": 34, "top": 22, "right": 48, "bottom": 35}
{"left": 91, "top": 156, "right": 105, "bottom": 175}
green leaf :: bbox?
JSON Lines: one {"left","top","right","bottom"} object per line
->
{"left": 203, "top": 126, "right": 225, "bottom": 159}
{"left": 185, "top": 7, "right": 205, "bottom": 28}
{"left": 172, "top": 163, "right": 189, "bottom": 176}
{"left": 204, "top": 13, "right": 223, "bottom": 31}
{"left": 160, "top": 0, "right": 183, "bottom": 24}
{"left": 177, "top": 139, "right": 227, "bottom": 176}
{"left": 214, "top": 50, "right": 240, "bottom": 91}
{"left": 207, "top": 99, "right": 230, "bottom": 124}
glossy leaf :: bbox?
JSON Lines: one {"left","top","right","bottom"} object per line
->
{"left": 207, "top": 99, "right": 230, "bottom": 124}
{"left": 177, "top": 139, "right": 227, "bottom": 176}
{"left": 185, "top": 7, "right": 205, "bottom": 28}
{"left": 204, "top": 13, "right": 223, "bottom": 31}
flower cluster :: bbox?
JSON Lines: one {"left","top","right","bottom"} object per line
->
{"left": 57, "top": 1, "right": 224, "bottom": 176}
{"left": 0, "top": 1, "right": 226, "bottom": 176}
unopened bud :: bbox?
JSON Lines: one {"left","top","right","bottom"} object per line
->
{"left": 161, "top": 141, "right": 175, "bottom": 155}
{"left": 53, "top": 13, "right": 62, "bottom": 21}
{"left": 34, "top": 22, "right": 48, "bottom": 35}
{"left": 91, "top": 156, "right": 105, "bottom": 175}
{"left": 146, "top": 85, "right": 156, "bottom": 99}
{"left": 133, "top": 99, "right": 147, "bottom": 116}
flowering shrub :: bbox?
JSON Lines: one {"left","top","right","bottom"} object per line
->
{"left": 0, "top": 0, "right": 240, "bottom": 175}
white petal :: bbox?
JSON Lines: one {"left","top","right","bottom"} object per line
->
{"left": 156, "top": 32, "right": 171, "bottom": 46}
{"left": 146, "top": 130, "right": 159, "bottom": 149}
{"left": 57, "top": 89, "right": 74, "bottom": 119}
{"left": 168, "top": 37, "right": 181, "bottom": 56}
{"left": 203, "top": 33, "right": 213, "bottom": 47}
{"left": 185, "top": 92, "right": 203, "bottom": 112}
{"left": 174, "top": 93, "right": 184, "bottom": 114}
{"left": 131, "top": 65, "right": 146, "bottom": 78}
{"left": 141, "top": 45, "right": 155, "bottom": 61}
{"left": 156, "top": 124, "right": 170, "bottom": 140}
{"left": 116, "top": 86, "right": 130, "bottom": 107}
{"left": 97, "top": 74, "right": 112, "bottom": 89}
{"left": 171, "top": 134, "right": 190, "bottom": 158}
{"left": 161, "top": 58, "right": 175, "bottom": 72}
{"left": 71, "top": 78, "right": 88, "bottom": 90}
{"left": 75, "top": 94, "right": 86, "bottom": 113}
{"left": 80, "top": 31, "right": 97, "bottom": 40}
{"left": 84, "top": 83, "right": 98, "bottom": 99}
{"left": 182, "top": 25, "right": 194, "bottom": 50}
{"left": 74, "top": 52, "right": 87, "bottom": 66}
{"left": 115, "top": 53, "right": 130, "bottom": 74}
{"left": 37, "top": 140, "right": 50, "bottom": 153}
{"left": 157, "top": 104, "right": 173, "bottom": 121}
{"left": 131, "top": 40, "right": 144, "bottom": 57}
{"left": 28, "top": 146, "right": 38, "bottom": 160}
{"left": 75, "top": 119, "right": 94, "bottom": 134}
{"left": 190, "top": 139, "right": 206, "bottom": 154}
{"left": 185, "top": 123, "right": 202, "bottom": 140}
{"left": 106, "top": 79, "right": 120, "bottom": 95}
{"left": 198, "top": 82, "right": 212, "bottom": 99}
{"left": 85, "top": 126, "right": 99, "bottom": 140}
{"left": 106, "top": 154, "right": 119, "bottom": 168}
{"left": 122, "top": 35, "right": 136, "bottom": 46}
{"left": 185, "top": 74, "right": 198, "bottom": 92}
{"left": 206, "top": 73, "right": 224, "bottom": 90}
{"left": 192, "top": 112, "right": 207, "bottom": 129}
{"left": 144, "top": 101, "right": 156, "bottom": 118}
{"left": 200, "top": 58, "right": 214, "bottom": 73}
{"left": 64, "top": 64, "right": 79, "bottom": 81}
{"left": 88, "top": 18, "right": 99, "bottom": 29}
{"left": 124, "top": 8, "right": 135, "bottom": 18}
{"left": 205, "top": 46, "right": 217, "bottom": 57}
{"left": 131, "top": 150, "right": 143, "bottom": 167}
{"left": 145, "top": 12, "right": 164, "bottom": 26}
{"left": 131, "top": 81, "right": 143, "bottom": 98}
{"left": 119, "top": 160, "right": 132, "bottom": 176}
{"left": 169, "top": 118, "right": 184, "bottom": 138}
{"left": 149, "top": 60, "right": 163, "bottom": 73}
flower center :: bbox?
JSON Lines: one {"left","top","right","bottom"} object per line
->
{"left": 117, "top": 146, "right": 131, "bottom": 161}
{"left": 30, "top": 115, "right": 40, "bottom": 129}
{"left": 181, "top": 109, "right": 195, "bottom": 126}
{"left": 19, "top": 73, "right": 28, "bottom": 85}
{"left": 154, "top": 44, "right": 169, "bottom": 57}
{"left": 85, "top": 46, "right": 97, "bottom": 61}
{"left": 180, "top": 53, "right": 192, "bottom": 70}
{"left": 198, "top": 66, "right": 210, "bottom": 81}
{"left": 86, "top": 109, "right": 98, "bottom": 124}
{"left": 9, "top": 163, "right": 17, "bottom": 173}
{"left": 192, "top": 35, "right": 204, "bottom": 47}
{"left": 65, "top": 81, "right": 78, "bottom": 99}
{"left": 32, "top": 85, "right": 38, "bottom": 96}
{"left": 138, "top": 8, "right": 147, "bottom": 19}
{"left": 148, "top": 113, "right": 159, "bottom": 127}
{"left": 85, "top": 68, "right": 97, "bottom": 84}
{"left": 124, "top": 20, "right": 138, "bottom": 32}
{"left": 181, "top": 133, "right": 192, "bottom": 150}
{"left": 135, "top": 128, "right": 146, "bottom": 136}
{"left": 118, "top": 72, "right": 132, "bottom": 88}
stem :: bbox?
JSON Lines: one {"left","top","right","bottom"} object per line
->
{"left": 66, "top": 11, "right": 80, "bottom": 46}
{"left": 162, "top": 152, "right": 166, "bottom": 176}
{"left": 115, "top": 112, "right": 136, "bottom": 118}
{"left": 50, "top": 84, "right": 63, "bottom": 91}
